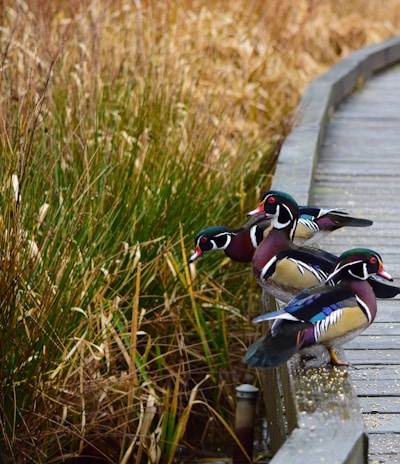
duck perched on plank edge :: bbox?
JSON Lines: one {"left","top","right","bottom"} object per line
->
{"left": 244, "top": 248, "right": 393, "bottom": 369}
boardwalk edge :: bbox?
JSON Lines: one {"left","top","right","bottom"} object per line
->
{"left": 267, "top": 35, "right": 400, "bottom": 463}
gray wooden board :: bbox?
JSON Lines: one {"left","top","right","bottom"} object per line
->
{"left": 359, "top": 323, "right": 400, "bottom": 336}
{"left": 375, "top": 310, "right": 400, "bottom": 323}
{"left": 352, "top": 380, "right": 400, "bottom": 397}
{"left": 345, "top": 349, "right": 400, "bottom": 365}
{"left": 369, "top": 454, "right": 400, "bottom": 464}
{"left": 350, "top": 365, "right": 400, "bottom": 381}
{"left": 309, "top": 62, "right": 400, "bottom": 462}
{"left": 346, "top": 336, "right": 400, "bottom": 350}
{"left": 358, "top": 396, "right": 400, "bottom": 413}
{"left": 368, "top": 454, "right": 400, "bottom": 464}
{"left": 364, "top": 414, "right": 400, "bottom": 434}
{"left": 368, "top": 434, "right": 400, "bottom": 454}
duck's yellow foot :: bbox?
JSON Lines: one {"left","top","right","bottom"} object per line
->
{"left": 328, "top": 347, "right": 356, "bottom": 368}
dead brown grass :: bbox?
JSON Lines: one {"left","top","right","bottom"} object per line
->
{"left": 3, "top": 0, "right": 400, "bottom": 163}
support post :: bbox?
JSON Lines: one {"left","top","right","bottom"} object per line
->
{"left": 233, "top": 384, "right": 259, "bottom": 464}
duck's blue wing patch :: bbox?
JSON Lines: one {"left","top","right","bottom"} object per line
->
{"left": 281, "top": 285, "right": 354, "bottom": 324}
{"left": 252, "top": 285, "right": 354, "bottom": 325}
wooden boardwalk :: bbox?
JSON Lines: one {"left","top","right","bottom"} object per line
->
{"left": 311, "top": 64, "right": 400, "bottom": 464}
{"left": 267, "top": 37, "right": 400, "bottom": 464}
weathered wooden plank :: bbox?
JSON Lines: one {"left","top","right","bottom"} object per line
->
{"left": 259, "top": 368, "right": 287, "bottom": 454}
{"left": 318, "top": 239, "right": 400, "bottom": 248}
{"left": 352, "top": 380, "right": 400, "bottom": 397}
{"left": 368, "top": 454, "right": 400, "bottom": 464}
{"left": 358, "top": 396, "right": 400, "bottom": 413}
{"left": 316, "top": 243, "right": 400, "bottom": 252}
{"left": 316, "top": 163, "right": 400, "bottom": 171}
{"left": 346, "top": 336, "right": 400, "bottom": 350}
{"left": 364, "top": 414, "right": 400, "bottom": 433}
{"left": 349, "top": 364, "right": 400, "bottom": 380}
{"left": 316, "top": 167, "right": 400, "bottom": 176}
{"left": 324, "top": 130, "right": 400, "bottom": 140}
{"left": 326, "top": 231, "right": 400, "bottom": 239}
{"left": 314, "top": 185, "right": 400, "bottom": 193}
{"left": 269, "top": 362, "right": 367, "bottom": 464}
{"left": 368, "top": 433, "right": 400, "bottom": 457}
{"left": 313, "top": 185, "right": 400, "bottom": 194}
{"left": 345, "top": 349, "right": 400, "bottom": 365}
{"left": 313, "top": 236, "right": 400, "bottom": 246}
{"left": 374, "top": 307, "right": 400, "bottom": 323}
{"left": 321, "top": 228, "right": 400, "bottom": 239}
{"left": 359, "top": 323, "right": 400, "bottom": 336}
{"left": 324, "top": 126, "right": 400, "bottom": 138}
{"left": 316, "top": 158, "right": 400, "bottom": 168}
{"left": 269, "top": 36, "right": 400, "bottom": 464}
{"left": 316, "top": 181, "right": 400, "bottom": 190}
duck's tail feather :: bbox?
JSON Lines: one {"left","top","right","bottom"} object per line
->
{"left": 326, "top": 213, "right": 373, "bottom": 229}
{"left": 341, "top": 216, "right": 373, "bottom": 227}
{"left": 369, "top": 276, "right": 400, "bottom": 298}
{"left": 244, "top": 321, "right": 311, "bottom": 368}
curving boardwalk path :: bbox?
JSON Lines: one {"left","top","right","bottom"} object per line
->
{"left": 311, "top": 64, "right": 400, "bottom": 464}
{"left": 268, "top": 37, "right": 400, "bottom": 464}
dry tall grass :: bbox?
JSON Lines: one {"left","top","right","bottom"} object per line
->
{"left": 1, "top": 0, "right": 400, "bottom": 462}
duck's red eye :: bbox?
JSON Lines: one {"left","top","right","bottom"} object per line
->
{"left": 267, "top": 196, "right": 276, "bottom": 204}
{"left": 200, "top": 237, "right": 208, "bottom": 243}
{"left": 370, "top": 256, "right": 378, "bottom": 264}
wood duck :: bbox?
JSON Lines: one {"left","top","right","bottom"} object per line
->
{"left": 249, "top": 190, "right": 340, "bottom": 302}
{"left": 249, "top": 197, "right": 373, "bottom": 245}
{"left": 247, "top": 190, "right": 400, "bottom": 302}
{"left": 188, "top": 203, "right": 372, "bottom": 264}
{"left": 188, "top": 215, "right": 269, "bottom": 263}
{"left": 244, "top": 248, "right": 393, "bottom": 368}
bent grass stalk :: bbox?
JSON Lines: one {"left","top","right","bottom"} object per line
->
{"left": 120, "top": 261, "right": 141, "bottom": 462}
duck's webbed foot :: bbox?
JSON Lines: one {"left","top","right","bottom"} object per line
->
{"left": 328, "top": 346, "right": 356, "bottom": 368}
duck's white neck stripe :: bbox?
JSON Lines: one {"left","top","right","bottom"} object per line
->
{"left": 250, "top": 226, "right": 259, "bottom": 249}
{"left": 356, "top": 295, "right": 373, "bottom": 322}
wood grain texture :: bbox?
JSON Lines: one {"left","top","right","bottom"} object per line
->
{"left": 311, "top": 64, "right": 400, "bottom": 464}
{"left": 267, "top": 35, "right": 400, "bottom": 464}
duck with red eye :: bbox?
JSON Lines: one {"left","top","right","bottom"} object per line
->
{"left": 248, "top": 191, "right": 339, "bottom": 302}
{"left": 188, "top": 203, "right": 372, "bottom": 265}
{"left": 249, "top": 193, "right": 373, "bottom": 244}
{"left": 247, "top": 190, "right": 400, "bottom": 301}
{"left": 188, "top": 216, "right": 269, "bottom": 264}
{"left": 244, "top": 248, "right": 393, "bottom": 368}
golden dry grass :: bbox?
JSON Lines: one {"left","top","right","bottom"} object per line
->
{"left": 1, "top": 0, "right": 400, "bottom": 462}
{"left": 3, "top": 0, "right": 400, "bottom": 163}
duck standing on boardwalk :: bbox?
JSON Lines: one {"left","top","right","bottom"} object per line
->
{"left": 246, "top": 190, "right": 400, "bottom": 302}
{"left": 248, "top": 190, "right": 342, "bottom": 302}
{"left": 244, "top": 248, "right": 393, "bottom": 368}
{"left": 188, "top": 204, "right": 373, "bottom": 264}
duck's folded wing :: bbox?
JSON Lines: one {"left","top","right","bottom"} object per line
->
{"left": 284, "top": 285, "right": 355, "bottom": 323}
{"left": 276, "top": 247, "right": 336, "bottom": 272}
{"left": 252, "top": 284, "right": 355, "bottom": 325}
